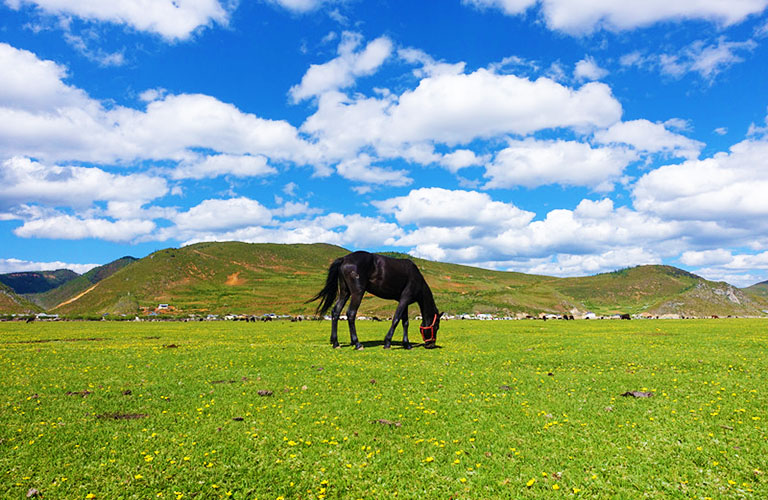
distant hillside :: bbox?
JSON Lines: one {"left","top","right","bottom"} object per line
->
{"left": 43, "top": 242, "right": 768, "bottom": 318}
{"left": 743, "top": 280, "right": 768, "bottom": 301}
{"left": 0, "top": 269, "right": 78, "bottom": 294}
{"left": 0, "top": 281, "right": 41, "bottom": 314}
{"left": 52, "top": 242, "right": 348, "bottom": 317}
{"left": 561, "top": 266, "right": 765, "bottom": 317}
{"left": 29, "top": 256, "right": 137, "bottom": 310}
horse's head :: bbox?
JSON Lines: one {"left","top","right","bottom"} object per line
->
{"left": 420, "top": 312, "right": 443, "bottom": 348}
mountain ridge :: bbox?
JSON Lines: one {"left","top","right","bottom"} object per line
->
{"left": 6, "top": 242, "right": 764, "bottom": 318}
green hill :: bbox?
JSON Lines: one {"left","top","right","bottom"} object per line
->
{"left": 0, "top": 269, "right": 78, "bottom": 294}
{"left": 28, "top": 256, "right": 137, "bottom": 310}
{"left": 0, "top": 281, "right": 41, "bottom": 315}
{"left": 52, "top": 242, "right": 348, "bottom": 317}
{"left": 42, "top": 242, "right": 768, "bottom": 318}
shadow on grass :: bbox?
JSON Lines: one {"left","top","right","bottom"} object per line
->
{"left": 337, "top": 340, "right": 443, "bottom": 349}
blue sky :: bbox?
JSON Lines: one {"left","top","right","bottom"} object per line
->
{"left": 2, "top": 0, "right": 768, "bottom": 286}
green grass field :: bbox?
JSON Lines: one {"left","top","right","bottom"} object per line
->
{"left": 1, "top": 319, "right": 767, "bottom": 499}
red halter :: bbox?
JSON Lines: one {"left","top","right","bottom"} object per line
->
{"left": 419, "top": 314, "right": 438, "bottom": 342}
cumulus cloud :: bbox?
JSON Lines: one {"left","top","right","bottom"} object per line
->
{"left": 335, "top": 154, "right": 412, "bottom": 186}
{"left": 374, "top": 187, "right": 534, "bottom": 229}
{"left": 0, "top": 257, "right": 98, "bottom": 274}
{"left": 684, "top": 250, "right": 768, "bottom": 286}
{"left": 265, "top": 0, "right": 332, "bottom": 13}
{"left": 0, "top": 43, "right": 88, "bottom": 112}
{"left": 483, "top": 139, "right": 634, "bottom": 190}
{"left": 369, "top": 188, "right": 699, "bottom": 277}
{"left": 439, "top": 149, "right": 485, "bottom": 172}
{"left": 680, "top": 248, "right": 733, "bottom": 266}
{"left": 0, "top": 156, "right": 168, "bottom": 209}
{"left": 574, "top": 56, "right": 608, "bottom": 80}
{"left": 290, "top": 32, "right": 393, "bottom": 102}
{"left": 0, "top": 44, "right": 315, "bottom": 167}
{"left": 14, "top": 215, "right": 156, "bottom": 242}
{"left": 464, "top": 0, "right": 768, "bottom": 35}
{"left": 301, "top": 67, "right": 623, "bottom": 164}
{"left": 462, "top": 0, "right": 536, "bottom": 16}
{"left": 178, "top": 212, "right": 404, "bottom": 249}
{"left": 171, "top": 154, "right": 276, "bottom": 180}
{"left": 4, "top": 0, "right": 230, "bottom": 40}
{"left": 173, "top": 197, "right": 273, "bottom": 232}
{"left": 632, "top": 139, "right": 768, "bottom": 224}
{"left": 524, "top": 248, "right": 660, "bottom": 276}
{"left": 594, "top": 119, "right": 704, "bottom": 159}
{"left": 384, "top": 71, "right": 621, "bottom": 144}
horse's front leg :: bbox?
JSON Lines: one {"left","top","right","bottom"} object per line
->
{"left": 346, "top": 292, "right": 364, "bottom": 350}
{"left": 384, "top": 302, "right": 409, "bottom": 349}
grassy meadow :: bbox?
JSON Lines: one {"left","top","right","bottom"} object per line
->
{"left": 1, "top": 319, "right": 767, "bottom": 499}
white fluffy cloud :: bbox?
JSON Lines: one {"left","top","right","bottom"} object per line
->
{"left": 290, "top": 32, "right": 393, "bottom": 102}
{"left": 0, "top": 156, "right": 168, "bottom": 209}
{"left": 4, "top": 0, "right": 230, "bottom": 40}
{"left": 14, "top": 215, "right": 156, "bottom": 242}
{"left": 265, "top": 0, "right": 332, "bottom": 13}
{"left": 574, "top": 56, "right": 608, "bottom": 80}
{"left": 335, "top": 154, "right": 412, "bottom": 186}
{"left": 0, "top": 43, "right": 89, "bottom": 111}
{"left": 680, "top": 248, "right": 733, "bottom": 266}
{"left": 173, "top": 197, "right": 273, "bottom": 232}
{"left": 384, "top": 70, "right": 621, "bottom": 144}
{"left": 178, "top": 212, "right": 405, "bottom": 249}
{"left": 633, "top": 139, "right": 768, "bottom": 224}
{"left": 462, "top": 0, "right": 536, "bottom": 15}
{"left": 0, "top": 257, "right": 98, "bottom": 274}
{"left": 0, "top": 43, "right": 315, "bottom": 166}
{"left": 594, "top": 119, "right": 704, "bottom": 159}
{"left": 683, "top": 250, "right": 768, "bottom": 286}
{"left": 465, "top": 0, "right": 768, "bottom": 35}
{"left": 525, "top": 248, "right": 661, "bottom": 276}
{"left": 374, "top": 187, "right": 534, "bottom": 229}
{"left": 370, "top": 188, "right": 695, "bottom": 276}
{"left": 302, "top": 67, "right": 623, "bottom": 164}
{"left": 439, "top": 149, "right": 484, "bottom": 172}
{"left": 483, "top": 139, "right": 634, "bottom": 190}
{"left": 171, "top": 154, "right": 275, "bottom": 180}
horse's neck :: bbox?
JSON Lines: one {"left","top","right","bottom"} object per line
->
{"left": 417, "top": 286, "right": 437, "bottom": 320}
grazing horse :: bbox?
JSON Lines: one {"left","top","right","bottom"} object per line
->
{"left": 310, "top": 251, "right": 442, "bottom": 350}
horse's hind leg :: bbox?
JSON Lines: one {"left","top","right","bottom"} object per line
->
{"left": 330, "top": 287, "right": 349, "bottom": 348}
{"left": 346, "top": 292, "right": 364, "bottom": 350}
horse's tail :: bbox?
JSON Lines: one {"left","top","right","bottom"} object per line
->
{"left": 307, "top": 257, "right": 343, "bottom": 316}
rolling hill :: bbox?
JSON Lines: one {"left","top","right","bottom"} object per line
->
{"left": 26, "top": 241, "right": 768, "bottom": 318}
{"left": 0, "top": 269, "right": 78, "bottom": 294}
{"left": 29, "top": 256, "right": 137, "bottom": 310}
{"left": 0, "top": 281, "right": 41, "bottom": 314}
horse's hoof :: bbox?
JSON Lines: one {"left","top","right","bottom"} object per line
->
{"left": 355, "top": 344, "right": 364, "bottom": 350}
{"left": 383, "top": 344, "right": 391, "bottom": 349}
{"left": 404, "top": 344, "right": 413, "bottom": 350}
{"left": 332, "top": 344, "right": 340, "bottom": 349}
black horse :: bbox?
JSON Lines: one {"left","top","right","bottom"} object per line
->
{"left": 310, "top": 251, "right": 442, "bottom": 350}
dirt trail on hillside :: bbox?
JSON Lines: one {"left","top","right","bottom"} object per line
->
{"left": 53, "top": 284, "right": 99, "bottom": 310}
